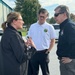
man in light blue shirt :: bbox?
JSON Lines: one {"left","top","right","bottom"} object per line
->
{"left": 27, "top": 8, "right": 56, "bottom": 75}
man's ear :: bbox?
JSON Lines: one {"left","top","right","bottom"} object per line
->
{"left": 63, "top": 12, "right": 67, "bottom": 17}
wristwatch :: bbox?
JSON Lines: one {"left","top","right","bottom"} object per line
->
{"left": 47, "top": 51, "right": 50, "bottom": 54}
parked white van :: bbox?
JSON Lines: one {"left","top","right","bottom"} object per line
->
{"left": 53, "top": 24, "right": 60, "bottom": 41}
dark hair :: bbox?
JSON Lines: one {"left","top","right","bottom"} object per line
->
{"left": 1, "top": 12, "right": 21, "bottom": 30}
{"left": 54, "top": 5, "right": 70, "bottom": 18}
{"left": 38, "top": 8, "right": 49, "bottom": 16}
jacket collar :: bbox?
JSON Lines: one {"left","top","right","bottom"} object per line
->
{"left": 60, "top": 19, "right": 70, "bottom": 30}
{"left": 8, "top": 25, "right": 18, "bottom": 32}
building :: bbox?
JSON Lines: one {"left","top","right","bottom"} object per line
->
{"left": 0, "top": 0, "right": 13, "bottom": 27}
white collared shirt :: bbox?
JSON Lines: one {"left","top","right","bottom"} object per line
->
{"left": 28, "top": 22, "right": 56, "bottom": 51}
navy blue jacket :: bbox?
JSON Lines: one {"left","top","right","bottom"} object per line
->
{"left": 57, "top": 19, "right": 75, "bottom": 59}
{"left": 1, "top": 25, "right": 28, "bottom": 75}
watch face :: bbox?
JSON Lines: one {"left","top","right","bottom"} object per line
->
{"left": 48, "top": 51, "right": 50, "bottom": 53}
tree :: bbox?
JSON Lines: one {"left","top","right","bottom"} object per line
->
{"left": 49, "top": 17, "right": 56, "bottom": 24}
{"left": 14, "top": 0, "right": 41, "bottom": 29}
{"left": 70, "top": 13, "right": 75, "bottom": 22}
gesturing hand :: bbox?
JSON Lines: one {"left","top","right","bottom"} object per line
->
{"left": 27, "top": 37, "right": 36, "bottom": 48}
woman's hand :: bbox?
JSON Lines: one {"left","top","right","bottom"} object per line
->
{"left": 27, "top": 37, "right": 36, "bottom": 48}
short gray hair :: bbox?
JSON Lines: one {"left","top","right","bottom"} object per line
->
{"left": 54, "top": 5, "right": 70, "bottom": 18}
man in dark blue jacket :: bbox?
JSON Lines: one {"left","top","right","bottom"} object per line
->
{"left": 54, "top": 5, "right": 75, "bottom": 75}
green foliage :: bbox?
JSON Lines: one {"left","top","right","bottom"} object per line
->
{"left": 14, "top": 0, "right": 41, "bottom": 29}
{"left": 70, "top": 13, "right": 75, "bottom": 22}
{"left": 14, "top": 0, "right": 24, "bottom": 12}
{"left": 49, "top": 17, "right": 56, "bottom": 24}
{"left": 18, "top": 28, "right": 27, "bottom": 36}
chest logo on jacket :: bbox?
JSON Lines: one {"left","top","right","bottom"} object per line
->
{"left": 60, "top": 30, "right": 64, "bottom": 36}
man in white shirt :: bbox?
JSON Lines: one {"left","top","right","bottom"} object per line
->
{"left": 27, "top": 8, "right": 56, "bottom": 75}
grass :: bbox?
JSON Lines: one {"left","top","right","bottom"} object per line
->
{"left": 22, "top": 31, "right": 27, "bottom": 36}
{"left": 18, "top": 28, "right": 27, "bottom": 36}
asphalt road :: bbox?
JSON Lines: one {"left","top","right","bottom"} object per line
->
{"left": 39, "top": 43, "right": 60, "bottom": 75}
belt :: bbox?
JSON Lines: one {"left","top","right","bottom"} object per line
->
{"left": 37, "top": 49, "right": 48, "bottom": 52}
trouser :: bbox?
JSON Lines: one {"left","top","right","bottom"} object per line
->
{"left": 27, "top": 60, "right": 33, "bottom": 75}
{"left": 29, "top": 50, "right": 50, "bottom": 75}
{"left": 20, "top": 62, "right": 27, "bottom": 75}
{"left": 59, "top": 59, "right": 75, "bottom": 75}
{"left": 0, "top": 43, "right": 4, "bottom": 75}
{"left": 27, "top": 48, "right": 36, "bottom": 75}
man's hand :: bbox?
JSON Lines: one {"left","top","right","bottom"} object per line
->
{"left": 45, "top": 50, "right": 50, "bottom": 54}
{"left": 61, "top": 57, "right": 72, "bottom": 64}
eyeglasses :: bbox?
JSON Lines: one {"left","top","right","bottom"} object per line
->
{"left": 40, "top": 16, "right": 45, "bottom": 18}
{"left": 17, "top": 19, "right": 23, "bottom": 21}
{"left": 54, "top": 12, "right": 64, "bottom": 17}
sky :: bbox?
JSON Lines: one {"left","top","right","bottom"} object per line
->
{"left": 3, "top": 0, "right": 75, "bottom": 18}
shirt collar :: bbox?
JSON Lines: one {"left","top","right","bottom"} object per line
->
{"left": 37, "top": 21, "right": 47, "bottom": 26}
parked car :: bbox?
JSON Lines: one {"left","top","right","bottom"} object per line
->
{"left": 53, "top": 24, "right": 60, "bottom": 42}
{"left": 0, "top": 28, "right": 3, "bottom": 41}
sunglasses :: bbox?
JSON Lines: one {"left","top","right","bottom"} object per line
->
{"left": 54, "top": 12, "right": 64, "bottom": 17}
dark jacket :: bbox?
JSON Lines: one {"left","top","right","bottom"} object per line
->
{"left": 1, "top": 25, "right": 28, "bottom": 75}
{"left": 57, "top": 19, "right": 75, "bottom": 59}
{"left": 0, "top": 43, "right": 4, "bottom": 75}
